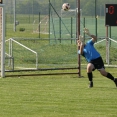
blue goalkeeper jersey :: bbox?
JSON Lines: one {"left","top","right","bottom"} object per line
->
{"left": 78, "top": 39, "right": 100, "bottom": 62}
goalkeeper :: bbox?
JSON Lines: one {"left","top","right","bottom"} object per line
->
{"left": 77, "top": 28, "right": 117, "bottom": 88}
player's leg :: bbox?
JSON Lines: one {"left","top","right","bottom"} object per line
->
{"left": 99, "top": 69, "right": 117, "bottom": 87}
{"left": 93, "top": 57, "right": 117, "bottom": 87}
{"left": 99, "top": 68, "right": 114, "bottom": 80}
{"left": 87, "top": 63, "right": 95, "bottom": 88}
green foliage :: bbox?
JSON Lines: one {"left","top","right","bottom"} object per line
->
{"left": 19, "top": 28, "right": 25, "bottom": 32}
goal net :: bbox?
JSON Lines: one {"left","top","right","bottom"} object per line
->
{"left": 50, "top": 9, "right": 77, "bottom": 41}
{"left": 49, "top": 8, "right": 83, "bottom": 44}
{"left": 60, "top": 9, "right": 77, "bottom": 38}
{"left": 0, "top": 4, "right": 5, "bottom": 77}
{"left": 33, "top": 16, "right": 49, "bottom": 34}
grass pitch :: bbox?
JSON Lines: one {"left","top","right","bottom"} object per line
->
{"left": 3, "top": 15, "right": 117, "bottom": 117}
{"left": 0, "top": 68, "right": 117, "bottom": 117}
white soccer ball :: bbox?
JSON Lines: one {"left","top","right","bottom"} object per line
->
{"left": 62, "top": 3, "right": 70, "bottom": 11}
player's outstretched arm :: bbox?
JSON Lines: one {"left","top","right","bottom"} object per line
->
{"left": 83, "top": 28, "right": 97, "bottom": 43}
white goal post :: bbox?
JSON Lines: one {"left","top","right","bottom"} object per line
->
{"left": 61, "top": 8, "right": 82, "bottom": 18}
{"left": 0, "top": 4, "right": 5, "bottom": 77}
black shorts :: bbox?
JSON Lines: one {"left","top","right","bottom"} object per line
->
{"left": 89, "top": 57, "right": 105, "bottom": 71}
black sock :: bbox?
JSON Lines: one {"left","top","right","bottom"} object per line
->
{"left": 87, "top": 72, "right": 93, "bottom": 82}
{"left": 106, "top": 73, "right": 114, "bottom": 81}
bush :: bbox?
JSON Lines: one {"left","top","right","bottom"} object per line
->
{"left": 19, "top": 28, "right": 25, "bottom": 32}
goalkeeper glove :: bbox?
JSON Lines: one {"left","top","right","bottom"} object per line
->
{"left": 79, "top": 35, "right": 84, "bottom": 45}
{"left": 83, "top": 28, "right": 91, "bottom": 36}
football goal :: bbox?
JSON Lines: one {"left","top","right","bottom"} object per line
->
{"left": 33, "top": 15, "right": 49, "bottom": 34}
{"left": 49, "top": 8, "right": 77, "bottom": 41}
{"left": 49, "top": 5, "right": 84, "bottom": 45}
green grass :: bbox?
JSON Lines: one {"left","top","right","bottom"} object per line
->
{"left": 5, "top": 38, "right": 117, "bottom": 71}
{"left": 0, "top": 68, "right": 117, "bottom": 117}
{"left": 6, "top": 15, "right": 117, "bottom": 40}
{"left": 3, "top": 14, "right": 117, "bottom": 117}
{"left": 6, "top": 29, "right": 48, "bottom": 39}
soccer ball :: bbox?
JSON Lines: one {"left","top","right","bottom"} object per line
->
{"left": 62, "top": 3, "right": 70, "bottom": 11}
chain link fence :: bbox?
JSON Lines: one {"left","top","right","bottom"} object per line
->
{"left": 3, "top": 0, "right": 117, "bottom": 39}
{"left": 3, "top": 0, "right": 117, "bottom": 72}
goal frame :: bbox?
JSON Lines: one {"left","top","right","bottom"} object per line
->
{"left": 0, "top": 4, "right": 5, "bottom": 77}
